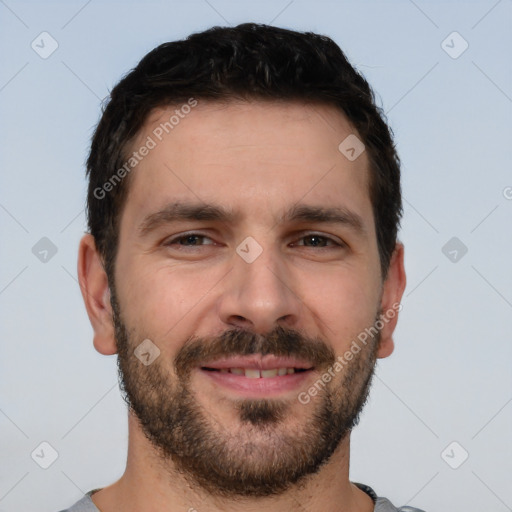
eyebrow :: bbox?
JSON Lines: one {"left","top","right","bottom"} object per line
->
{"left": 137, "top": 202, "right": 239, "bottom": 237}
{"left": 282, "top": 204, "right": 365, "bottom": 234}
{"left": 137, "top": 201, "right": 366, "bottom": 237}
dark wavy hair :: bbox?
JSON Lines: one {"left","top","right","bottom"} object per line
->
{"left": 86, "top": 23, "right": 402, "bottom": 282}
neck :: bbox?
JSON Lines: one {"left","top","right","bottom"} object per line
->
{"left": 91, "top": 412, "right": 374, "bottom": 512}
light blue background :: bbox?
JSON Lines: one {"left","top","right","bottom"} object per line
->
{"left": 1, "top": 1, "right": 511, "bottom": 511}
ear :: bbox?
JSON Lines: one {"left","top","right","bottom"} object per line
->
{"left": 77, "top": 233, "right": 117, "bottom": 355}
{"left": 376, "top": 242, "right": 406, "bottom": 359}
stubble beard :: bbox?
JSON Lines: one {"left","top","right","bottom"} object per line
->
{"left": 110, "top": 285, "right": 379, "bottom": 498}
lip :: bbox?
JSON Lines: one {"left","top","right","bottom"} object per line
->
{"left": 200, "top": 355, "right": 313, "bottom": 371}
{"left": 198, "top": 355, "right": 315, "bottom": 398}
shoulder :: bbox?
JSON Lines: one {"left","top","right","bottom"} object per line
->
{"left": 354, "top": 482, "right": 426, "bottom": 512}
{"left": 375, "top": 497, "right": 427, "bottom": 511}
{"left": 56, "top": 490, "right": 101, "bottom": 512}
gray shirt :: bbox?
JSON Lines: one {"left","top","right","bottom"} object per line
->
{"left": 57, "top": 484, "right": 426, "bottom": 511}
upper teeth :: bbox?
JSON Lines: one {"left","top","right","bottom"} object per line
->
{"left": 219, "top": 368, "right": 297, "bottom": 378}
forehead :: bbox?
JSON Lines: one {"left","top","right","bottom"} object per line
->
{"left": 122, "top": 100, "right": 373, "bottom": 232}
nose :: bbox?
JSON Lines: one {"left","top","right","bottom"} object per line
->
{"left": 217, "top": 245, "right": 302, "bottom": 334}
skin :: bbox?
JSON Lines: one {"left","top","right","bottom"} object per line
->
{"left": 78, "top": 100, "right": 406, "bottom": 512}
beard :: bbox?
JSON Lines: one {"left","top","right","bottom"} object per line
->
{"left": 110, "top": 284, "right": 380, "bottom": 498}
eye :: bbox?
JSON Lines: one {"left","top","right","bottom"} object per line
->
{"left": 163, "top": 233, "right": 215, "bottom": 247}
{"left": 292, "top": 233, "right": 344, "bottom": 248}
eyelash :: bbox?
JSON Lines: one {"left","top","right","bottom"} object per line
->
{"left": 163, "top": 232, "right": 345, "bottom": 249}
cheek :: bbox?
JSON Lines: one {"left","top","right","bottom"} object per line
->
{"left": 116, "top": 261, "right": 220, "bottom": 343}
{"left": 303, "top": 269, "right": 379, "bottom": 343}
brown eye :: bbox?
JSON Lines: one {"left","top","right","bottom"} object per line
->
{"left": 292, "top": 233, "right": 343, "bottom": 248}
{"left": 178, "top": 235, "right": 204, "bottom": 246}
{"left": 302, "top": 235, "right": 330, "bottom": 247}
{"left": 164, "top": 233, "right": 214, "bottom": 247}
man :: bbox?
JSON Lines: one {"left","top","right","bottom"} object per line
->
{"left": 61, "top": 23, "right": 423, "bottom": 512}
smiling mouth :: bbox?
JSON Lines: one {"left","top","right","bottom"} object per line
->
{"left": 197, "top": 354, "right": 315, "bottom": 396}
{"left": 201, "top": 367, "right": 310, "bottom": 378}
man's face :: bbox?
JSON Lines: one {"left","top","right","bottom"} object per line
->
{"left": 110, "top": 100, "right": 388, "bottom": 496}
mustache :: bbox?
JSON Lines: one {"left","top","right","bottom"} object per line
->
{"left": 174, "top": 325, "right": 336, "bottom": 377}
